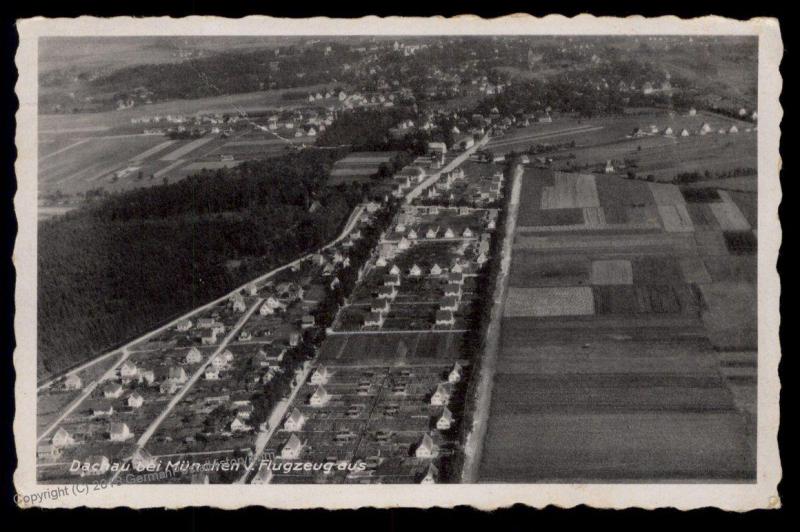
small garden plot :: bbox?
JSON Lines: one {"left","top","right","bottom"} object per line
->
{"left": 626, "top": 205, "right": 662, "bottom": 227}
{"left": 591, "top": 260, "right": 633, "bottom": 285}
{"left": 726, "top": 190, "right": 757, "bottom": 229}
{"left": 592, "top": 285, "right": 640, "bottom": 315}
{"left": 602, "top": 204, "right": 629, "bottom": 224}
{"left": 679, "top": 257, "right": 713, "bottom": 284}
{"left": 702, "top": 256, "right": 757, "bottom": 284}
{"left": 582, "top": 207, "right": 607, "bottom": 228}
{"left": 709, "top": 199, "right": 751, "bottom": 231}
{"left": 509, "top": 254, "right": 591, "bottom": 287}
{"left": 504, "top": 287, "right": 595, "bottom": 318}
{"left": 541, "top": 173, "right": 599, "bottom": 209}
{"left": 723, "top": 231, "right": 757, "bottom": 255}
{"left": 680, "top": 187, "right": 722, "bottom": 203}
{"left": 698, "top": 282, "right": 757, "bottom": 350}
{"left": 685, "top": 203, "right": 721, "bottom": 229}
{"left": 632, "top": 256, "right": 685, "bottom": 285}
{"left": 693, "top": 230, "right": 731, "bottom": 257}
{"left": 657, "top": 204, "right": 694, "bottom": 232}
{"left": 634, "top": 285, "right": 682, "bottom": 314}
{"left": 648, "top": 182, "right": 685, "bottom": 206}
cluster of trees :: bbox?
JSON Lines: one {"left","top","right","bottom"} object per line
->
{"left": 38, "top": 149, "right": 361, "bottom": 380}
{"left": 673, "top": 166, "right": 757, "bottom": 184}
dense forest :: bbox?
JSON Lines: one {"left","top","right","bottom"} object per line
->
{"left": 38, "top": 148, "right": 362, "bottom": 381}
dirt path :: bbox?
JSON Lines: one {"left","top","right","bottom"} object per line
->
{"left": 460, "top": 163, "right": 523, "bottom": 483}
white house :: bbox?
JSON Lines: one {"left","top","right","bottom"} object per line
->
{"left": 436, "top": 407, "right": 454, "bottom": 430}
{"left": 109, "top": 422, "right": 133, "bottom": 442}
{"left": 444, "top": 227, "right": 455, "bottom": 239}
{"left": 462, "top": 227, "right": 474, "bottom": 238}
{"left": 103, "top": 382, "right": 124, "bottom": 399}
{"left": 440, "top": 296, "right": 459, "bottom": 312}
{"left": 425, "top": 227, "right": 439, "bottom": 239}
{"left": 448, "top": 362, "right": 463, "bottom": 384}
{"left": 309, "top": 386, "right": 330, "bottom": 407}
{"left": 680, "top": 128, "right": 690, "bottom": 137}
{"left": 230, "top": 417, "right": 250, "bottom": 433}
{"left": 127, "top": 392, "right": 144, "bottom": 409}
{"left": 185, "top": 347, "right": 203, "bottom": 364}
{"left": 51, "top": 427, "right": 75, "bottom": 448}
{"left": 430, "top": 383, "right": 451, "bottom": 406}
{"left": 284, "top": 408, "right": 307, "bottom": 432}
{"left": 310, "top": 366, "right": 331, "bottom": 385}
{"left": 169, "top": 367, "right": 188, "bottom": 384}
{"left": 176, "top": 319, "right": 193, "bottom": 332}
{"left": 729, "top": 125, "right": 739, "bottom": 134}
{"left": 378, "top": 285, "right": 397, "bottom": 300}
{"left": 364, "top": 312, "right": 385, "bottom": 328}
{"left": 389, "top": 264, "right": 401, "bottom": 276}
{"left": 430, "top": 264, "right": 443, "bottom": 276}
{"left": 120, "top": 361, "right": 139, "bottom": 380}
{"left": 444, "top": 283, "right": 462, "bottom": 297}
{"left": 281, "top": 434, "right": 304, "bottom": 459}
{"left": 420, "top": 463, "right": 439, "bottom": 484}
{"left": 231, "top": 294, "right": 247, "bottom": 313}
{"left": 409, "top": 264, "right": 422, "bottom": 277}
{"left": 415, "top": 433, "right": 437, "bottom": 458}
{"left": 64, "top": 373, "right": 82, "bottom": 391}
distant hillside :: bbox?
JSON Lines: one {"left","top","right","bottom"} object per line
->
{"left": 37, "top": 148, "right": 359, "bottom": 380}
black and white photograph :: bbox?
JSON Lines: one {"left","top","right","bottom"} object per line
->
{"left": 12, "top": 15, "right": 782, "bottom": 510}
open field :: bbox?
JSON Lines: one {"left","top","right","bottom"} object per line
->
{"left": 479, "top": 166, "right": 756, "bottom": 482}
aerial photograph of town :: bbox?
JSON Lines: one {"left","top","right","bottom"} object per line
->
{"left": 34, "top": 34, "right": 758, "bottom": 485}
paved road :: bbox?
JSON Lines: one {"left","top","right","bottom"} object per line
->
{"left": 109, "top": 299, "right": 263, "bottom": 484}
{"left": 240, "top": 362, "right": 313, "bottom": 484}
{"left": 461, "top": 163, "right": 523, "bottom": 483}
